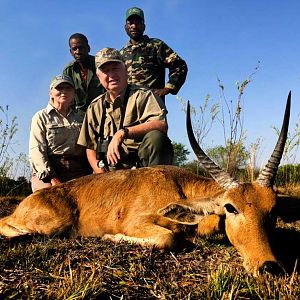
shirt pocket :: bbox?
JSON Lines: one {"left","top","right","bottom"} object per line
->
{"left": 46, "top": 125, "right": 73, "bottom": 150}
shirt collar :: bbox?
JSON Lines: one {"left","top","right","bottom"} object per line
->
{"left": 73, "top": 55, "right": 95, "bottom": 71}
{"left": 105, "top": 87, "right": 127, "bottom": 102}
{"left": 127, "top": 35, "right": 149, "bottom": 47}
{"left": 46, "top": 102, "right": 74, "bottom": 116}
{"left": 104, "top": 87, "right": 127, "bottom": 109}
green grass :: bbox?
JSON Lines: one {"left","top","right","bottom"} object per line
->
{"left": 0, "top": 197, "right": 299, "bottom": 299}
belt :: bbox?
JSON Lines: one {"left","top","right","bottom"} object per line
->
{"left": 50, "top": 154, "right": 85, "bottom": 160}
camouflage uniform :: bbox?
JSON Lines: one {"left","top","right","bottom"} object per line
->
{"left": 120, "top": 35, "right": 188, "bottom": 97}
{"left": 63, "top": 55, "right": 104, "bottom": 115}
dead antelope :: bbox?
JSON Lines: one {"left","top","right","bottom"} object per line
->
{"left": 0, "top": 92, "right": 291, "bottom": 276}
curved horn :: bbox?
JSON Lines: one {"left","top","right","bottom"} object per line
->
{"left": 186, "top": 101, "right": 239, "bottom": 190}
{"left": 256, "top": 91, "right": 291, "bottom": 187}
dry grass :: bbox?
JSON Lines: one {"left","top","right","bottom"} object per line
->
{"left": 0, "top": 194, "right": 299, "bottom": 299}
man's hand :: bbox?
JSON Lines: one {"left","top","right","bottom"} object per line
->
{"left": 94, "top": 167, "right": 106, "bottom": 174}
{"left": 153, "top": 87, "right": 171, "bottom": 97}
{"left": 106, "top": 129, "right": 127, "bottom": 166}
{"left": 50, "top": 177, "right": 61, "bottom": 186}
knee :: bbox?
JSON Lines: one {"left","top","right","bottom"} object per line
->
{"left": 138, "top": 130, "right": 173, "bottom": 166}
{"left": 142, "top": 130, "right": 172, "bottom": 151}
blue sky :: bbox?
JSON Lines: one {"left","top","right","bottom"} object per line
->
{"left": 0, "top": 0, "right": 299, "bottom": 168}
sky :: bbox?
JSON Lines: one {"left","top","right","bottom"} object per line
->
{"left": 0, "top": 0, "right": 299, "bottom": 171}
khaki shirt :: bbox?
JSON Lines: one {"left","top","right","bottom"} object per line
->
{"left": 29, "top": 103, "right": 86, "bottom": 180}
{"left": 78, "top": 84, "right": 167, "bottom": 151}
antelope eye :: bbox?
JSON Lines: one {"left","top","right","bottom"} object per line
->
{"left": 224, "top": 204, "right": 239, "bottom": 215}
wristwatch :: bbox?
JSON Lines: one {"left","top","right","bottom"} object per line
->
{"left": 97, "top": 160, "right": 106, "bottom": 169}
{"left": 120, "top": 127, "right": 129, "bottom": 139}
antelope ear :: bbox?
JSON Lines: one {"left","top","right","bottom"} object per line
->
{"left": 157, "top": 203, "right": 201, "bottom": 224}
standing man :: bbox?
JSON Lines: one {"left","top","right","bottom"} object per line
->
{"left": 120, "top": 7, "right": 188, "bottom": 102}
{"left": 63, "top": 33, "right": 104, "bottom": 115}
{"left": 78, "top": 48, "right": 173, "bottom": 173}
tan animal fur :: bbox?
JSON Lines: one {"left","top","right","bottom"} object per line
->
{"left": 0, "top": 93, "right": 291, "bottom": 276}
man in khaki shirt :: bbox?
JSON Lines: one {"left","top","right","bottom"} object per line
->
{"left": 77, "top": 48, "right": 173, "bottom": 173}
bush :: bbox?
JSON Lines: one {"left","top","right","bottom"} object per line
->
{"left": 275, "top": 164, "right": 300, "bottom": 186}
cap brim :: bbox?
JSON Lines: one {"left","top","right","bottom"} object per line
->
{"left": 126, "top": 14, "right": 144, "bottom": 21}
{"left": 51, "top": 80, "right": 74, "bottom": 89}
{"left": 97, "top": 59, "right": 124, "bottom": 69}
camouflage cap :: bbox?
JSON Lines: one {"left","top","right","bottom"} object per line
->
{"left": 126, "top": 7, "right": 144, "bottom": 21}
{"left": 50, "top": 74, "right": 74, "bottom": 89}
{"left": 95, "top": 48, "right": 124, "bottom": 69}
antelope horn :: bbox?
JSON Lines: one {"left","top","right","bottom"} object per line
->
{"left": 186, "top": 101, "right": 239, "bottom": 190}
{"left": 256, "top": 91, "right": 291, "bottom": 187}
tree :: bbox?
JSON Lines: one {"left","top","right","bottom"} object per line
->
{"left": 207, "top": 141, "right": 249, "bottom": 179}
{"left": 172, "top": 142, "right": 190, "bottom": 167}
{"left": 177, "top": 64, "right": 260, "bottom": 179}
{"left": 177, "top": 94, "right": 219, "bottom": 145}
{"left": 215, "top": 64, "right": 260, "bottom": 177}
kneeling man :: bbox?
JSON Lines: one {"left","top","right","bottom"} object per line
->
{"left": 78, "top": 47, "right": 173, "bottom": 173}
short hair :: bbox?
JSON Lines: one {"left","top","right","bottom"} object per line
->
{"left": 68, "top": 33, "right": 89, "bottom": 47}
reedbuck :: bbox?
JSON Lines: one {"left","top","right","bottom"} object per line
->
{"left": 0, "top": 92, "right": 291, "bottom": 275}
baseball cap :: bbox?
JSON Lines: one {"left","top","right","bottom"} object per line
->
{"left": 50, "top": 75, "right": 74, "bottom": 89}
{"left": 95, "top": 48, "right": 124, "bottom": 69}
{"left": 126, "top": 7, "right": 144, "bottom": 21}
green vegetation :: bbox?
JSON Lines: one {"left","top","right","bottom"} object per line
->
{"left": 0, "top": 106, "right": 31, "bottom": 196}
{"left": 172, "top": 142, "right": 190, "bottom": 167}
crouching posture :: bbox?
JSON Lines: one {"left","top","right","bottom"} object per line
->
{"left": 77, "top": 47, "right": 173, "bottom": 173}
{"left": 0, "top": 92, "right": 291, "bottom": 276}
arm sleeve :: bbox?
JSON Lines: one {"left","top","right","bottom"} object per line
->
{"left": 77, "top": 105, "right": 100, "bottom": 150}
{"left": 158, "top": 41, "right": 188, "bottom": 94}
{"left": 62, "top": 64, "right": 71, "bottom": 77}
{"left": 29, "top": 113, "right": 56, "bottom": 180}
{"left": 137, "top": 90, "right": 167, "bottom": 123}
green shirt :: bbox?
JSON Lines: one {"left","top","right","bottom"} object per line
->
{"left": 63, "top": 55, "right": 105, "bottom": 115}
{"left": 120, "top": 35, "right": 188, "bottom": 95}
{"left": 78, "top": 84, "right": 167, "bottom": 151}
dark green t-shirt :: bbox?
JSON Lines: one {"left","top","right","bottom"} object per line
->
{"left": 63, "top": 55, "right": 105, "bottom": 115}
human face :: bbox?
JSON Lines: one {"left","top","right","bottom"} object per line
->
{"left": 50, "top": 83, "right": 75, "bottom": 108}
{"left": 69, "top": 38, "right": 90, "bottom": 63}
{"left": 125, "top": 16, "right": 145, "bottom": 42}
{"left": 97, "top": 62, "right": 128, "bottom": 98}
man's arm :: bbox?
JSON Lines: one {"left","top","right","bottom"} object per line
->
{"left": 86, "top": 148, "right": 105, "bottom": 174}
{"left": 159, "top": 41, "right": 188, "bottom": 95}
{"left": 29, "top": 112, "right": 58, "bottom": 182}
{"left": 106, "top": 120, "right": 167, "bottom": 166}
{"left": 126, "top": 119, "right": 167, "bottom": 137}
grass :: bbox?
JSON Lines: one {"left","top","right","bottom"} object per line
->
{"left": 0, "top": 194, "right": 299, "bottom": 299}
